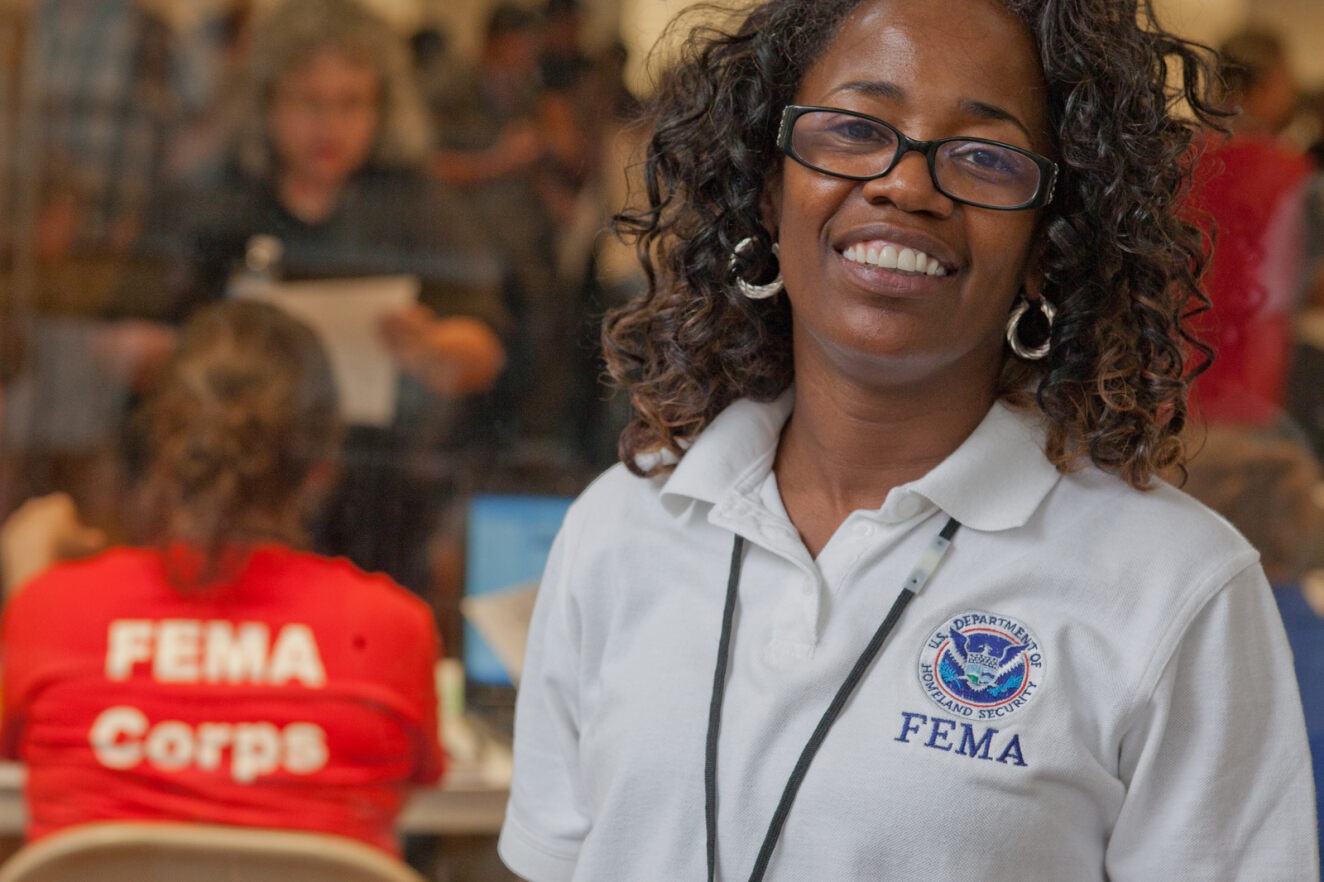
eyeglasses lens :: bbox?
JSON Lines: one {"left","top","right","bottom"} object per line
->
{"left": 788, "top": 110, "right": 1044, "bottom": 209}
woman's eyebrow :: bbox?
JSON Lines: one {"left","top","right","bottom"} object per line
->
{"left": 960, "top": 99, "right": 1034, "bottom": 141}
{"left": 826, "top": 80, "right": 1034, "bottom": 141}
{"left": 828, "top": 79, "right": 905, "bottom": 102}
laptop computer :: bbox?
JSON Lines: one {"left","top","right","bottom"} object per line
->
{"left": 460, "top": 492, "right": 573, "bottom": 738}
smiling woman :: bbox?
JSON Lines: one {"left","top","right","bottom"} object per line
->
{"left": 607, "top": 0, "right": 1210, "bottom": 491}
{"left": 766, "top": 0, "right": 1050, "bottom": 462}
{"left": 497, "top": 0, "right": 1319, "bottom": 880}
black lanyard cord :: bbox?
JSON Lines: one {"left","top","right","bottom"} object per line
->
{"left": 706, "top": 533, "right": 746, "bottom": 881}
{"left": 704, "top": 516, "right": 961, "bottom": 882}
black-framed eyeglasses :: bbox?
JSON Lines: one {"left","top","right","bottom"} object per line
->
{"left": 777, "top": 105, "right": 1058, "bottom": 211}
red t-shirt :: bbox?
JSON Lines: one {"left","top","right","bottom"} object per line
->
{"left": 0, "top": 545, "right": 445, "bottom": 854}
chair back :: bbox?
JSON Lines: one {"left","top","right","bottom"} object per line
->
{"left": 0, "top": 822, "right": 429, "bottom": 882}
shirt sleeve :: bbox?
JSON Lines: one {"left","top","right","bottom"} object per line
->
{"left": 1107, "top": 562, "right": 1319, "bottom": 879}
{"left": 498, "top": 524, "right": 590, "bottom": 882}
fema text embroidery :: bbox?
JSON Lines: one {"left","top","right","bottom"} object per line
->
{"left": 895, "top": 711, "right": 1028, "bottom": 767}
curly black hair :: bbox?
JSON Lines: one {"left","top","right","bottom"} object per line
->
{"left": 606, "top": 0, "right": 1222, "bottom": 488}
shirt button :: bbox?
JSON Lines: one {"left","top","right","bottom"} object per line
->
{"left": 801, "top": 578, "right": 815, "bottom": 597}
{"left": 853, "top": 522, "right": 875, "bottom": 538}
{"left": 895, "top": 495, "right": 923, "bottom": 520}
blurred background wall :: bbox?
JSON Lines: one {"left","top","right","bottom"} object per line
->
{"left": 404, "top": 0, "right": 1324, "bottom": 94}
{"left": 36, "top": 0, "right": 1312, "bottom": 96}
{"left": 365, "top": 0, "right": 1324, "bottom": 94}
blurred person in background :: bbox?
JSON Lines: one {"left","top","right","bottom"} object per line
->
{"left": 1286, "top": 86, "right": 1324, "bottom": 464}
{"left": 0, "top": 0, "right": 180, "bottom": 532}
{"left": 1188, "top": 27, "right": 1318, "bottom": 428}
{"left": 555, "top": 40, "right": 646, "bottom": 469}
{"left": 11, "top": 0, "right": 177, "bottom": 256}
{"left": 0, "top": 300, "right": 444, "bottom": 856}
{"left": 161, "top": 0, "right": 258, "bottom": 183}
{"left": 427, "top": 2, "right": 588, "bottom": 458}
{"left": 123, "top": 0, "right": 511, "bottom": 600}
{"left": 0, "top": 491, "right": 105, "bottom": 599}
{"left": 1182, "top": 426, "right": 1324, "bottom": 859}
{"left": 0, "top": 162, "right": 176, "bottom": 540}
{"left": 538, "top": 0, "right": 591, "bottom": 95}
{"left": 407, "top": 22, "right": 452, "bottom": 118}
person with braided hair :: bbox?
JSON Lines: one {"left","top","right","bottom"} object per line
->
{"left": 0, "top": 301, "right": 443, "bottom": 856}
{"left": 499, "top": 0, "right": 1318, "bottom": 879}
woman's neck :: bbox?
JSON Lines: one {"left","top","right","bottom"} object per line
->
{"left": 167, "top": 507, "right": 304, "bottom": 550}
{"left": 773, "top": 377, "right": 995, "bottom": 557}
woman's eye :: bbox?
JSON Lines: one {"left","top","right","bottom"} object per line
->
{"left": 827, "top": 119, "right": 889, "bottom": 145}
{"left": 961, "top": 147, "right": 1011, "bottom": 169}
{"left": 948, "top": 143, "right": 1027, "bottom": 178}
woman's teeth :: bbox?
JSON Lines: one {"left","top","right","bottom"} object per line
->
{"left": 842, "top": 242, "right": 948, "bottom": 277}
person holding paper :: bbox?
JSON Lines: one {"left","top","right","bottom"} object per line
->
{"left": 124, "top": 0, "right": 515, "bottom": 595}
{"left": 0, "top": 301, "right": 444, "bottom": 856}
{"left": 164, "top": 0, "right": 510, "bottom": 392}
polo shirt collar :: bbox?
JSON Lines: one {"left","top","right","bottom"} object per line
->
{"left": 907, "top": 399, "right": 1061, "bottom": 531}
{"left": 661, "top": 391, "right": 1061, "bottom": 532}
{"left": 660, "top": 391, "right": 794, "bottom": 510}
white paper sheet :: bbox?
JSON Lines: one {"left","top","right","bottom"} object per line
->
{"left": 461, "top": 581, "right": 538, "bottom": 686}
{"left": 244, "top": 275, "right": 420, "bottom": 427}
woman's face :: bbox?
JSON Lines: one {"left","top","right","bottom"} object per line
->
{"left": 267, "top": 48, "right": 382, "bottom": 188}
{"left": 767, "top": 0, "right": 1051, "bottom": 395}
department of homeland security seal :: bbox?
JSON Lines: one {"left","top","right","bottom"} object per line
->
{"left": 918, "top": 611, "right": 1044, "bottom": 719}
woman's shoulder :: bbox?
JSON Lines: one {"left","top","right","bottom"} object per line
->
{"left": 21, "top": 546, "right": 160, "bottom": 591}
{"left": 1051, "top": 465, "right": 1260, "bottom": 585}
{"left": 563, "top": 462, "right": 670, "bottom": 526}
{"left": 251, "top": 546, "right": 404, "bottom": 586}
{"left": 3, "top": 546, "right": 163, "bottom": 627}
{"left": 545, "top": 463, "right": 695, "bottom": 578}
{"left": 1078, "top": 465, "right": 1246, "bottom": 532}
{"left": 247, "top": 547, "right": 433, "bottom": 620}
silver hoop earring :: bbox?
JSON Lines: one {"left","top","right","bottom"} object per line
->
{"left": 730, "top": 237, "right": 783, "bottom": 300}
{"left": 1005, "top": 296, "right": 1056, "bottom": 361}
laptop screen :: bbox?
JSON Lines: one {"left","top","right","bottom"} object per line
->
{"left": 462, "top": 492, "right": 574, "bottom": 688}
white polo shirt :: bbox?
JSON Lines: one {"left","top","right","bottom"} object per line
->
{"left": 499, "top": 395, "right": 1318, "bottom": 881}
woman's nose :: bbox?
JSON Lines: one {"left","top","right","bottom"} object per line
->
{"left": 860, "top": 151, "right": 954, "bottom": 216}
